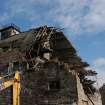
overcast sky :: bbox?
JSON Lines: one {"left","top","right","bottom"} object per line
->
{"left": 0, "top": 0, "right": 105, "bottom": 87}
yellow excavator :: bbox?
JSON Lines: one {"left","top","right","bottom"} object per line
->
{"left": 0, "top": 71, "right": 21, "bottom": 105}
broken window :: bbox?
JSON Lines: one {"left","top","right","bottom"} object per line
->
{"left": 1, "top": 31, "right": 8, "bottom": 40}
{"left": 3, "top": 47, "right": 9, "bottom": 52}
{"left": 13, "top": 62, "right": 20, "bottom": 71}
{"left": 13, "top": 61, "right": 28, "bottom": 71}
{"left": 0, "top": 48, "right": 3, "bottom": 53}
{"left": 48, "top": 80, "right": 60, "bottom": 91}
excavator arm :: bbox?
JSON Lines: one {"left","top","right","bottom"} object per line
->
{"left": 0, "top": 71, "right": 21, "bottom": 105}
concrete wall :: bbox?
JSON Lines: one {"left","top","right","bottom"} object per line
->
{"left": 76, "top": 74, "right": 102, "bottom": 105}
{"left": 100, "top": 85, "right": 105, "bottom": 105}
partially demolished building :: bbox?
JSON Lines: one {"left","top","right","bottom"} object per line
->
{"left": 0, "top": 24, "right": 101, "bottom": 105}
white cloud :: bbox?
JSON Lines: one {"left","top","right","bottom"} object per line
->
{"left": 0, "top": 13, "right": 10, "bottom": 24}
{"left": 53, "top": 0, "right": 105, "bottom": 34}
{"left": 50, "top": 0, "right": 91, "bottom": 35}
{"left": 92, "top": 58, "right": 105, "bottom": 87}
{"left": 0, "top": 0, "right": 50, "bottom": 25}
{"left": 82, "top": 0, "right": 105, "bottom": 32}
{"left": 93, "top": 58, "right": 105, "bottom": 67}
{"left": 94, "top": 68, "right": 105, "bottom": 88}
{"left": 1, "top": 0, "right": 105, "bottom": 35}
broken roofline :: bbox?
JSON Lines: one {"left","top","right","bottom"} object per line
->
{"left": 0, "top": 25, "right": 97, "bottom": 95}
{"left": 0, "top": 25, "right": 97, "bottom": 74}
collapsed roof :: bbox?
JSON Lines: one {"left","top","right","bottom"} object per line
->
{"left": 0, "top": 25, "right": 97, "bottom": 94}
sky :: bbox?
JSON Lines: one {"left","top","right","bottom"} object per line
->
{"left": 0, "top": 0, "right": 105, "bottom": 87}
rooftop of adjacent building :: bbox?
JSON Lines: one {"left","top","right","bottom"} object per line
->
{"left": 0, "top": 23, "right": 21, "bottom": 32}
